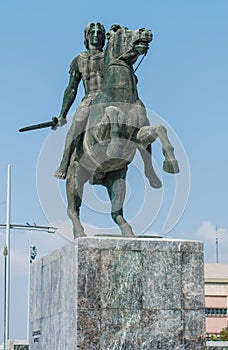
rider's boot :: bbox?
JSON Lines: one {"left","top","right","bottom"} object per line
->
{"left": 54, "top": 158, "right": 69, "bottom": 179}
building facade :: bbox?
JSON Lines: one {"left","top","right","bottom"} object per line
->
{"left": 205, "top": 264, "right": 228, "bottom": 339}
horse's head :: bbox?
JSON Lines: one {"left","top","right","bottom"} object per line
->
{"left": 105, "top": 25, "right": 153, "bottom": 66}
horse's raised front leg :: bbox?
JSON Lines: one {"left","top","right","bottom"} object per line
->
{"left": 136, "top": 125, "right": 179, "bottom": 174}
{"left": 66, "top": 161, "right": 90, "bottom": 239}
{"left": 104, "top": 168, "right": 135, "bottom": 237}
{"left": 138, "top": 145, "right": 162, "bottom": 188}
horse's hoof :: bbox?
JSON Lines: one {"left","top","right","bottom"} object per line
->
{"left": 163, "top": 159, "right": 180, "bottom": 174}
{"left": 150, "top": 178, "right": 162, "bottom": 188}
{"left": 121, "top": 224, "right": 135, "bottom": 237}
{"left": 74, "top": 232, "right": 86, "bottom": 239}
{"left": 146, "top": 171, "right": 162, "bottom": 188}
{"left": 73, "top": 228, "right": 86, "bottom": 239}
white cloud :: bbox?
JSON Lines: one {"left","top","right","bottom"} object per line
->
{"left": 168, "top": 221, "right": 228, "bottom": 263}
{"left": 192, "top": 221, "right": 228, "bottom": 263}
{"left": 196, "top": 221, "right": 216, "bottom": 243}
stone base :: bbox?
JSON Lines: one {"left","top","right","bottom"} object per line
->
{"left": 29, "top": 237, "right": 206, "bottom": 349}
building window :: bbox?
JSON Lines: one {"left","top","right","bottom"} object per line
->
{"left": 205, "top": 307, "right": 227, "bottom": 317}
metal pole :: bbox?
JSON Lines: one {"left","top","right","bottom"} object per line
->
{"left": 0, "top": 224, "right": 57, "bottom": 232}
{"left": 27, "top": 236, "right": 31, "bottom": 341}
{"left": 5, "top": 164, "right": 11, "bottom": 346}
{"left": 3, "top": 245, "right": 8, "bottom": 350}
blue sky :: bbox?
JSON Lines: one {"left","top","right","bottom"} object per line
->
{"left": 0, "top": 0, "right": 228, "bottom": 343}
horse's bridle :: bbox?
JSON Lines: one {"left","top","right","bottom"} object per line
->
{"left": 105, "top": 60, "right": 135, "bottom": 75}
{"left": 105, "top": 37, "right": 149, "bottom": 75}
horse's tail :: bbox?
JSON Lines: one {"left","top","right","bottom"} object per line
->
{"left": 105, "top": 106, "right": 122, "bottom": 159}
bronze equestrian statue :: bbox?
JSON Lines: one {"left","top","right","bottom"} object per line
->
{"left": 57, "top": 24, "right": 179, "bottom": 238}
{"left": 19, "top": 23, "right": 179, "bottom": 238}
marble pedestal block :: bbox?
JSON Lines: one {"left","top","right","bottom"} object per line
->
{"left": 29, "top": 237, "right": 206, "bottom": 349}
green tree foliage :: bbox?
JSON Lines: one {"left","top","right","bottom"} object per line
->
{"left": 210, "top": 334, "right": 218, "bottom": 341}
{"left": 220, "top": 323, "right": 228, "bottom": 341}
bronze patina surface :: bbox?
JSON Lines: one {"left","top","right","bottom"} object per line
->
{"left": 55, "top": 24, "right": 179, "bottom": 238}
{"left": 21, "top": 23, "right": 179, "bottom": 238}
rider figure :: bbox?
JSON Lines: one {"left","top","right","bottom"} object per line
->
{"left": 54, "top": 22, "right": 105, "bottom": 179}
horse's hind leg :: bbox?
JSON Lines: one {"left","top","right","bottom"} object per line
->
{"left": 66, "top": 162, "right": 90, "bottom": 239}
{"left": 104, "top": 169, "right": 135, "bottom": 237}
{"left": 136, "top": 125, "right": 179, "bottom": 174}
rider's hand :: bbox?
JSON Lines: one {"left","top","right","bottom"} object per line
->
{"left": 52, "top": 116, "right": 67, "bottom": 130}
{"left": 58, "top": 116, "right": 67, "bottom": 127}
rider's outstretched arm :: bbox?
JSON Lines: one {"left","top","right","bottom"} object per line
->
{"left": 57, "top": 72, "right": 81, "bottom": 126}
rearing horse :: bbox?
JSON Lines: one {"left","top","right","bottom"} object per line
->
{"left": 66, "top": 25, "right": 179, "bottom": 238}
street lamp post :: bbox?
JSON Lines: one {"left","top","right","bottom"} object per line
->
{"left": 1, "top": 165, "right": 57, "bottom": 349}
{"left": 3, "top": 164, "right": 11, "bottom": 350}
{"left": 3, "top": 245, "right": 8, "bottom": 350}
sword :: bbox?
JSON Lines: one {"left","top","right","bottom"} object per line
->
{"left": 19, "top": 117, "right": 58, "bottom": 132}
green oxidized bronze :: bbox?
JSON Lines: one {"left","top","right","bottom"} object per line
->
{"left": 21, "top": 23, "right": 180, "bottom": 238}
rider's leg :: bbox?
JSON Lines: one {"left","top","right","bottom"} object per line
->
{"left": 104, "top": 168, "right": 135, "bottom": 237}
{"left": 138, "top": 145, "right": 162, "bottom": 188}
{"left": 55, "top": 119, "right": 77, "bottom": 179}
{"left": 66, "top": 161, "right": 90, "bottom": 238}
{"left": 55, "top": 108, "right": 89, "bottom": 179}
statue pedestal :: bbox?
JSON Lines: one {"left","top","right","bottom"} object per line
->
{"left": 29, "top": 237, "right": 206, "bottom": 349}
